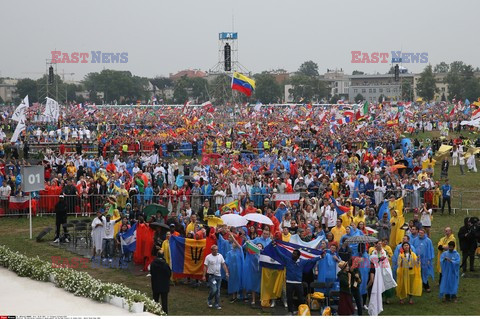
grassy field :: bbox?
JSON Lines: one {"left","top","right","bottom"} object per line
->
{"left": 0, "top": 130, "right": 479, "bottom": 316}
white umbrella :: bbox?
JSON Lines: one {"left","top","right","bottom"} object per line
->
{"left": 221, "top": 214, "right": 247, "bottom": 227}
{"left": 244, "top": 213, "right": 273, "bottom": 225}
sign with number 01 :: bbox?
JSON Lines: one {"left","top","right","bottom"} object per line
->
{"left": 21, "top": 166, "right": 45, "bottom": 192}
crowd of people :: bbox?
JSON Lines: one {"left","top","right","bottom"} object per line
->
{"left": 1, "top": 100, "right": 479, "bottom": 315}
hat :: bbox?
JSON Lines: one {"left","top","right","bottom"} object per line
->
{"left": 169, "top": 223, "right": 175, "bottom": 227}
{"left": 280, "top": 201, "right": 286, "bottom": 206}
{"left": 338, "top": 261, "right": 348, "bottom": 270}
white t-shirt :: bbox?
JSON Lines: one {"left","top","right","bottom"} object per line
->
{"left": 204, "top": 253, "right": 225, "bottom": 276}
{"left": 0, "top": 185, "right": 11, "bottom": 198}
{"left": 103, "top": 220, "right": 117, "bottom": 239}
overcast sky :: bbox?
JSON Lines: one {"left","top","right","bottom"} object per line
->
{"left": 1, "top": 0, "right": 478, "bottom": 81}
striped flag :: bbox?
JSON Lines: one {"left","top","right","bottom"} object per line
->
{"left": 245, "top": 241, "right": 260, "bottom": 254}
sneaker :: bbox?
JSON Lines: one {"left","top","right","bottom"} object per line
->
{"left": 108, "top": 259, "right": 113, "bottom": 263}
{"left": 215, "top": 305, "right": 222, "bottom": 310}
{"left": 270, "top": 300, "right": 276, "bottom": 308}
{"left": 53, "top": 238, "right": 59, "bottom": 243}
{"left": 146, "top": 274, "right": 151, "bottom": 277}
{"left": 207, "top": 301, "right": 213, "bottom": 308}
{"left": 364, "top": 305, "right": 369, "bottom": 310}
{"left": 284, "top": 301, "right": 288, "bottom": 308}
{"left": 65, "top": 238, "right": 70, "bottom": 243}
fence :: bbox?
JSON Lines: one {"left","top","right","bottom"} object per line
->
{"left": 1, "top": 189, "right": 479, "bottom": 218}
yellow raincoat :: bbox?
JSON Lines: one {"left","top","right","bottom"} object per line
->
{"left": 389, "top": 210, "right": 405, "bottom": 248}
{"left": 396, "top": 251, "right": 422, "bottom": 299}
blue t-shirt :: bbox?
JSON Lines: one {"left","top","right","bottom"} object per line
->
{"left": 441, "top": 184, "right": 451, "bottom": 198}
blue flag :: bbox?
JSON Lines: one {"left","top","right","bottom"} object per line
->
{"left": 260, "top": 240, "right": 323, "bottom": 272}
{"left": 120, "top": 223, "right": 137, "bottom": 253}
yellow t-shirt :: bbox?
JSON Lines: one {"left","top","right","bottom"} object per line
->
{"left": 331, "top": 226, "right": 346, "bottom": 244}
{"left": 282, "top": 233, "right": 291, "bottom": 242}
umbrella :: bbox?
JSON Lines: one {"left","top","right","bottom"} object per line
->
{"left": 244, "top": 213, "right": 273, "bottom": 225}
{"left": 149, "top": 222, "right": 170, "bottom": 231}
{"left": 181, "top": 175, "right": 194, "bottom": 180}
{"left": 144, "top": 204, "right": 169, "bottom": 219}
{"left": 221, "top": 214, "right": 247, "bottom": 227}
{"left": 344, "top": 235, "right": 378, "bottom": 244}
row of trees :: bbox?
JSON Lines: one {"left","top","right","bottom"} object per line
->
{"left": 416, "top": 62, "right": 480, "bottom": 101}
{"left": 10, "top": 61, "right": 480, "bottom": 105}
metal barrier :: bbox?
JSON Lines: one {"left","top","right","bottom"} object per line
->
{"left": 1, "top": 189, "right": 479, "bottom": 218}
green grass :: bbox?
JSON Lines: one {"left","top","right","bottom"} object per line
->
{"left": 1, "top": 130, "right": 479, "bottom": 315}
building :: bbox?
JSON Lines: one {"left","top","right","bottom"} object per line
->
{"left": 348, "top": 73, "right": 414, "bottom": 103}
{"left": 0, "top": 79, "right": 18, "bottom": 103}
{"left": 169, "top": 69, "right": 207, "bottom": 81}
{"left": 322, "top": 69, "right": 350, "bottom": 98}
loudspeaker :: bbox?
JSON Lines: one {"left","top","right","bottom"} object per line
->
{"left": 48, "top": 66, "right": 54, "bottom": 84}
{"left": 224, "top": 43, "right": 231, "bottom": 72}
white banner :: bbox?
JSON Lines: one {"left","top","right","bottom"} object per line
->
{"left": 44, "top": 97, "right": 60, "bottom": 121}
{"left": 11, "top": 95, "right": 28, "bottom": 122}
{"left": 11, "top": 117, "right": 26, "bottom": 142}
{"left": 273, "top": 193, "right": 300, "bottom": 202}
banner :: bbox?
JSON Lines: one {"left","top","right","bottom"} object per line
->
{"left": 44, "top": 97, "right": 60, "bottom": 121}
{"left": 272, "top": 193, "right": 300, "bottom": 202}
{"left": 11, "top": 117, "right": 26, "bottom": 143}
{"left": 12, "top": 95, "right": 28, "bottom": 122}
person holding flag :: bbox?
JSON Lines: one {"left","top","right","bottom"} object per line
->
{"left": 270, "top": 241, "right": 322, "bottom": 315}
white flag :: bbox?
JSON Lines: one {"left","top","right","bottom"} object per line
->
{"left": 12, "top": 95, "right": 29, "bottom": 122}
{"left": 44, "top": 97, "right": 59, "bottom": 121}
{"left": 11, "top": 117, "right": 26, "bottom": 142}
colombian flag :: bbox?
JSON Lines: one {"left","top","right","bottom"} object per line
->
{"left": 231, "top": 72, "right": 255, "bottom": 96}
{"left": 169, "top": 236, "right": 206, "bottom": 279}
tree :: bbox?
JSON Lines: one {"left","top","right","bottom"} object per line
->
{"left": 83, "top": 70, "right": 149, "bottom": 103}
{"left": 354, "top": 93, "right": 364, "bottom": 102}
{"left": 188, "top": 77, "right": 209, "bottom": 102}
{"left": 416, "top": 65, "right": 437, "bottom": 101}
{"left": 150, "top": 77, "right": 173, "bottom": 90}
{"left": 208, "top": 74, "right": 232, "bottom": 105}
{"left": 446, "top": 61, "right": 480, "bottom": 101}
{"left": 288, "top": 74, "right": 327, "bottom": 103}
{"left": 0, "top": 96, "right": 4, "bottom": 104}
{"left": 378, "top": 94, "right": 385, "bottom": 103}
{"left": 16, "top": 78, "right": 38, "bottom": 103}
{"left": 434, "top": 62, "right": 449, "bottom": 73}
{"left": 352, "top": 70, "right": 365, "bottom": 75}
{"left": 401, "top": 79, "right": 413, "bottom": 101}
{"left": 329, "top": 94, "right": 340, "bottom": 104}
{"left": 298, "top": 61, "right": 319, "bottom": 77}
{"left": 253, "top": 72, "right": 282, "bottom": 103}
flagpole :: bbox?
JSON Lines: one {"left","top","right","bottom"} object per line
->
{"left": 29, "top": 193, "right": 32, "bottom": 239}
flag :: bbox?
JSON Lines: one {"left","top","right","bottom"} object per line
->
{"left": 120, "top": 223, "right": 137, "bottom": 253}
{"left": 363, "top": 101, "right": 369, "bottom": 116}
{"left": 472, "top": 108, "right": 480, "bottom": 121}
{"left": 231, "top": 72, "right": 256, "bottom": 96}
{"left": 289, "top": 234, "right": 324, "bottom": 248}
{"left": 11, "top": 117, "right": 26, "bottom": 142}
{"left": 448, "top": 105, "right": 456, "bottom": 117}
{"left": 330, "top": 196, "right": 348, "bottom": 216}
{"left": 9, "top": 196, "right": 30, "bottom": 210}
{"left": 245, "top": 241, "right": 260, "bottom": 254}
{"left": 222, "top": 200, "right": 239, "bottom": 212}
{"left": 254, "top": 102, "right": 262, "bottom": 112}
{"left": 260, "top": 268, "right": 286, "bottom": 305}
{"left": 12, "top": 95, "right": 29, "bottom": 122}
{"left": 44, "top": 97, "right": 60, "bottom": 121}
{"left": 169, "top": 236, "right": 206, "bottom": 279}
{"left": 260, "top": 240, "right": 324, "bottom": 271}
